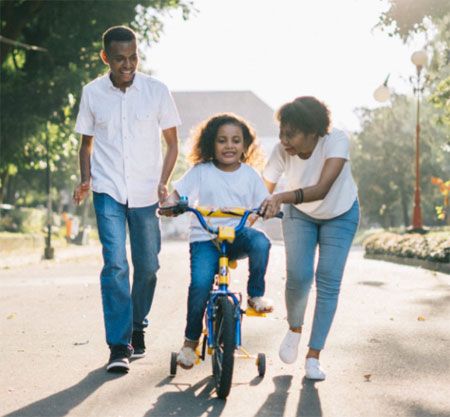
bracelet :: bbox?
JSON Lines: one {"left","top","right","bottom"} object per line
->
{"left": 294, "top": 188, "right": 304, "bottom": 204}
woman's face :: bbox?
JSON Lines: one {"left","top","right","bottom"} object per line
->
{"left": 279, "top": 124, "right": 317, "bottom": 156}
{"left": 213, "top": 123, "right": 245, "bottom": 172}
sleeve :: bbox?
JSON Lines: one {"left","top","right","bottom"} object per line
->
{"left": 324, "top": 130, "right": 350, "bottom": 160}
{"left": 262, "top": 143, "right": 286, "bottom": 184}
{"left": 158, "top": 84, "right": 182, "bottom": 130}
{"left": 74, "top": 87, "right": 95, "bottom": 136}
{"left": 172, "top": 165, "right": 200, "bottom": 202}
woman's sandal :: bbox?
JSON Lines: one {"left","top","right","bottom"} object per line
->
{"left": 248, "top": 296, "right": 274, "bottom": 313}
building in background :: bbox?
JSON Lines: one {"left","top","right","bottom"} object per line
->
{"left": 172, "top": 90, "right": 279, "bottom": 159}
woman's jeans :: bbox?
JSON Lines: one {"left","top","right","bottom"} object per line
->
{"left": 93, "top": 192, "right": 161, "bottom": 347}
{"left": 282, "top": 199, "right": 359, "bottom": 350}
{"left": 185, "top": 227, "right": 271, "bottom": 341}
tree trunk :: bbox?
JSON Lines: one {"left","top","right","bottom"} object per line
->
{"left": 0, "top": 170, "right": 9, "bottom": 204}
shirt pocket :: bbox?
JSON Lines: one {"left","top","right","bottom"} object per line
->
{"left": 136, "top": 111, "right": 157, "bottom": 126}
{"left": 94, "top": 111, "right": 111, "bottom": 137}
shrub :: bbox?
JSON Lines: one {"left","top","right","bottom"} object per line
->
{"left": 363, "top": 231, "right": 450, "bottom": 263}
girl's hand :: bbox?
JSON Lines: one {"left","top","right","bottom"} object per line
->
{"left": 260, "top": 194, "right": 283, "bottom": 219}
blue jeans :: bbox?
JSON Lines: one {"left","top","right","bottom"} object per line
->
{"left": 185, "top": 227, "right": 271, "bottom": 341}
{"left": 282, "top": 200, "right": 359, "bottom": 350}
{"left": 93, "top": 192, "right": 161, "bottom": 347}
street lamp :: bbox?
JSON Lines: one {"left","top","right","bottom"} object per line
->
{"left": 373, "top": 50, "right": 428, "bottom": 231}
{"left": 44, "top": 132, "right": 54, "bottom": 259}
{"left": 373, "top": 74, "right": 391, "bottom": 103}
{"left": 410, "top": 49, "right": 428, "bottom": 231}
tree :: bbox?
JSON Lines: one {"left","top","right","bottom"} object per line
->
{"left": 0, "top": 0, "right": 194, "bottom": 204}
{"left": 352, "top": 94, "right": 450, "bottom": 228}
{"left": 377, "top": 0, "right": 450, "bottom": 129}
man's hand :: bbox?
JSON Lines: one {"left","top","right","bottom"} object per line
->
{"left": 73, "top": 182, "right": 91, "bottom": 205}
{"left": 157, "top": 183, "right": 169, "bottom": 203}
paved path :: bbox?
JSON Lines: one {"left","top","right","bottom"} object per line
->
{"left": 1, "top": 242, "right": 449, "bottom": 417}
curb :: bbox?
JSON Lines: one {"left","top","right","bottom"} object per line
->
{"left": 364, "top": 253, "right": 450, "bottom": 274}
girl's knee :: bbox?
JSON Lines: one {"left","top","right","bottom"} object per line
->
{"left": 252, "top": 233, "right": 271, "bottom": 253}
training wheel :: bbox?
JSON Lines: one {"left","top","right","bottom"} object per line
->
{"left": 257, "top": 353, "right": 266, "bottom": 377}
{"left": 170, "top": 351, "right": 178, "bottom": 376}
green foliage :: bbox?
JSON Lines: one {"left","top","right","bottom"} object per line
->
{"left": 0, "top": 0, "right": 194, "bottom": 204}
{"left": 352, "top": 93, "right": 450, "bottom": 228}
{"left": 377, "top": 2, "right": 450, "bottom": 129}
{"left": 363, "top": 230, "right": 450, "bottom": 263}
{"left": 0, "top": 207, "right": 46, "bottom": 233}
{"left": 377, "top": 0, "right": 449, "bottom": 40}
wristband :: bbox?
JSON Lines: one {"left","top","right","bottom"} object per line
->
{"left": 294, "top": 188, "right": 304, "bottom": 204}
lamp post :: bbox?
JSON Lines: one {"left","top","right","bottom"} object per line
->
{"left": 373, "top": 50, "right": 428, "bottom": 231}
{"left": 44, "top": 132, "right": 54, "bottom": 259}
{"left": 410, "top": 50, "right": 428, "bottom": 231}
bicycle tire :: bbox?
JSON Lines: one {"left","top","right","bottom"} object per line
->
{"left": 212, "top": 296, "right": 235, "bottom": 399}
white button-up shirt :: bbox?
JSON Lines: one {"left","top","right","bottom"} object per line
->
{"left": 75, "top": 72, "right": 181, "bottom": 207}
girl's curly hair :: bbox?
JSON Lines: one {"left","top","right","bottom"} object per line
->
{"left": 188, "top": 113, "right": 264, "bottom": 169}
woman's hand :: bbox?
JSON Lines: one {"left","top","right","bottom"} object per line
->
{"left": 260, "top": 193, "right": 283, "bottom": 219}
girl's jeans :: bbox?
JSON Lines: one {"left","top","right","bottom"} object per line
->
{"left": 93, "top": 192, "right": 161, "bottom": 347}
{"left": 185, "top": 227, "right": 271, "bottom": 341}
{"left": 282, "top": 199, "right": 359, "bottom": 350}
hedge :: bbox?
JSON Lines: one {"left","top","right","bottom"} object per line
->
{"left": 363, "top": 231, "right": 450, "bottom": 263}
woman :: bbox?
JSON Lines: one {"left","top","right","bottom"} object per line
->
{"left": 261, "top": 96, "right": 359, "bottom": 380}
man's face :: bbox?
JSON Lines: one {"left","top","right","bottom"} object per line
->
{"left": 102, "top": 40, "right": 138, "bottom": 88}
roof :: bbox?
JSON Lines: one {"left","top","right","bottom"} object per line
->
{"left": 172, "top": 91, "right": 279, "bottom": 140}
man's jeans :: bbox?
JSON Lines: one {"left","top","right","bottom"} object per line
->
{"left": 282, "top": 200, "right": 359, "bottom": 350}
{"left": 93, "top": 192, "right": 160, "bottom": 347}
{"left": 185, "top": 227, "right": 271, "bottom": 341}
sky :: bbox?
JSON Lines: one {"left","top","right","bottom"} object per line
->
{"left": 144, "top": 0, "right": 427, "bottom": 132}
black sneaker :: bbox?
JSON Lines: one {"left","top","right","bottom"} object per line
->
{"left": 106, "top": 344, "right": 132, "bottom": 373}
{"left": 131, "top": 330, "right": 146, "bottom": 359}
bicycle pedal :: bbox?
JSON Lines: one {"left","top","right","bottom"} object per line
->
{"left": 245, "top": 307, "right": 268, "bottom": 317}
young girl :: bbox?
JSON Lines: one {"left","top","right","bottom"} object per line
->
{"left": 162, "top": 113, "right": 274, "bottom": 369}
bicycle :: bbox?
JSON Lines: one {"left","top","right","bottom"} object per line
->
{"left": 159, "top": 196, "right": 282, "bottom": 399}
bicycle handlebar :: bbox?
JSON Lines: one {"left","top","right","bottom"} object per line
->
{"left": 158, "top": 196, "right": 283, "bottom": 235}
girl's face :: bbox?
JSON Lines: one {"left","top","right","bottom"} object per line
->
{"left": 213, "top": 123, "right": 245, "bottom": 172}
{"left": 279, "top": 123, "right": 317, "bottom": 157}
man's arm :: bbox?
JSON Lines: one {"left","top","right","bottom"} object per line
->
{"left": 158, "top": 126, "right": 179, "bottom": 202}
{"left": 73, "top": 134, "right": 94, "bottom": 205}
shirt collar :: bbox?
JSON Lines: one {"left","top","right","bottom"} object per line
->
{"left": 104, "top": 71, "right": 142, "bottom": 91}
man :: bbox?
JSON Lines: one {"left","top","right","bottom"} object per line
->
{"left": 73, "top": 26, "right": 180, "bottom": 373}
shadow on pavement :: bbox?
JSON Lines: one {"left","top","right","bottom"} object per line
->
{"left": 144, "top": 376, "right": 225, "bottom": 417}
{"left": 296, "top": 377, "right": 323, "bottom": 417}
{"left": 253, "top": 375, "right": 293, "bottom": 417}
{"left": 3, "top": 367, "right": 124, "bottom": 417}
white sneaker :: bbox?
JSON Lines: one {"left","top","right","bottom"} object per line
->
{"left": 177, "top": 346, "right": 197, "bottom": 369}
{"left": 305, "top": 358, "right": 326, "bottom": 380}
{"left": 279, "top": 330, "right": 301, "bottom": 364}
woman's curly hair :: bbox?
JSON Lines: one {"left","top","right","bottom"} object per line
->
{"left": 277, "top": 96, "right": 331, "bottom": 137}
{"left": 188, "top": 113, "right": 264, "bottom": 169}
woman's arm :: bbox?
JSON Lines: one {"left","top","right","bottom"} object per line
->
{"left": 261, "top": 158, "right": 346, "bottom": 218}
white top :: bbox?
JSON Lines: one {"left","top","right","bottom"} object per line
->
{"left": 174, "top": 162, "right": 269, "bottom": 242}
{"left": 263, "top": 128, "right": 358, "bottom": 219}
{"left": 75, "top": 72, "right": 181, "bottom": 207}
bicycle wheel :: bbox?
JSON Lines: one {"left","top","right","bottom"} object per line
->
{"left": 211, "top": 296, "right": 235, "bottom": 399}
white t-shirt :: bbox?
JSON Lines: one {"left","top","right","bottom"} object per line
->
{"left": 174, "top": 162, "right": 269, "bottom": 242}
{"left": 263, "top": 128, "right": 358, "bottom": 219}
{"left": 75, "top": 72, "right": 181, "bottom": 207}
